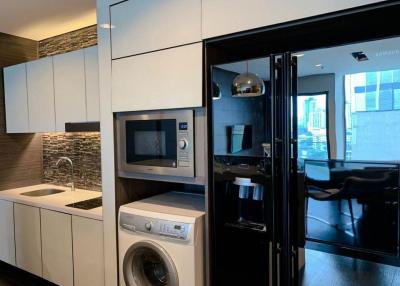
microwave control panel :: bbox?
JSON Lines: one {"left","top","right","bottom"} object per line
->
{"left": 177, "top": 121, "right": 191, "bottom": 166}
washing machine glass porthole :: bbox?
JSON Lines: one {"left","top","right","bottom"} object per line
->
{"left": 123, "top": 241, "right": 179, "bottom": 286}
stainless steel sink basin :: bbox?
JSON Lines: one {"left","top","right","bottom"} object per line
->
{"left": 21, "top": 188, "right": 65, "bottom": 197}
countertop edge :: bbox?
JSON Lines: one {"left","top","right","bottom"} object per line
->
{"left": 0, "top": 184, "right": 103, "bottom": 221}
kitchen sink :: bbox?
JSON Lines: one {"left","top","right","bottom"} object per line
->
{"left": 21, "top": 188, "right": 65, "bottom": 197}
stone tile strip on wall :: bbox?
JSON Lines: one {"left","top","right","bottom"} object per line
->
{"left": 43, "top": 132, "right": 102, "bottom": 191}
{"left": 38, "top": 25, "right": 97, "bottom": 58}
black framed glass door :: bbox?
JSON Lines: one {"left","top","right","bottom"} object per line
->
{"left": 209, "top": 55, "right": 272, "bottom": 286}
{"left": 206, "top": 3, "right": 400, "bottom": 286}
{"left": 206, "top": 48, "right": 299, "bottom": 285}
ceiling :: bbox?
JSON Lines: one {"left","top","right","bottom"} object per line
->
{"left": 218, "top": 37, "right": 400, "bottom": 79}
{"left": 0, "top": 0, "right": 97, "bottom": 41}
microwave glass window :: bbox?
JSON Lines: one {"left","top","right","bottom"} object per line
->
{"left": 134, "top": 131, "right": 166, "bottom": 156}
{"left": 125, "top": 119, "right": 177, "bottom": 168}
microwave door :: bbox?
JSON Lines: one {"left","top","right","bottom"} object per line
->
{"left": 117, "top": 110, "right": 195, "bottom": 178}
{"left": 126, "top": 119, "right": 178, "bottom": 168}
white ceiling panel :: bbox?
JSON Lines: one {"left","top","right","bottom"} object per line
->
{"left": 0, "top": 0, "right": 96, "bottom": 40}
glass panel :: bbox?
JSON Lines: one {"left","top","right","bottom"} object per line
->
{"left": 295, "top": 37, "right": 400, "bottom": 286}
{"left": 125, "top": 119, "right": 177, "bottom": 167}
{"left": 345, "top": 69, "right": 400, "bottom": 161}
{"left": 211, "top": 56, "right": 271, "bottom": 285}
{"left": 394, "top": 89, "right": 400, "bottom": 109}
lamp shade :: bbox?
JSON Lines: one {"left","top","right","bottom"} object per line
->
{"left": 231, "top": 72, "right": 265, "bottom": 97}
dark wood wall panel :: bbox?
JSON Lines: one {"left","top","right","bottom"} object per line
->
{"left": 0, "top": 32, "right": 37, "bottom": 68}
{"left": 0, "top": 34, "right": 41, "bottom": 191}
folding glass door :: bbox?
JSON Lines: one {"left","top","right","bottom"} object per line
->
{"left": 296, "top": 36, "right": 400, "bottom": 286}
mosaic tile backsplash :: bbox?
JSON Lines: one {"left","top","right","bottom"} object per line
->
{"left": 42, "top": 132, "right": 102, "bottom": 191}
{"left": 38, "top": 25, "right": 97, "bottom": 58}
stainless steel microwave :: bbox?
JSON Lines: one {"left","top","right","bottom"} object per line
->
{"left": 116, "top": 110, "right": 195, "bottom": 177}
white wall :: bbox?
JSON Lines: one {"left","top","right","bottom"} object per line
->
{"left": 97, "top": 1, "right": 117, "bottom": 286}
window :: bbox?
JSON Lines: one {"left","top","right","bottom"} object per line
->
{"left": 297, "top": 93, "right": 329, "bottom": 161}
{"left": 345, "top": 69, "right": 400, "bottom": 160}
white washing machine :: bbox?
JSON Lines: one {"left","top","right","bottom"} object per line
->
{"left": 118, "top": 192, "right": 205, "bottom": 286}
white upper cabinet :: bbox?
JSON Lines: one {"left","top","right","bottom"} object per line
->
{"left": 3, "top": 63, "right": 29, "bottom": 133}
{"left": 286, "top": 0, "right": 384, "bottom": 21}
{"left": 112, "top": 42, "right": 203, "bottom": 112}
{"left": 53, "top": 49, "right": 87, "bottom": 131}
{"left": 202, "top": 0, "right": 384, "bottom": 39}
{"left": 110, "top": 0, "right": 202, "bottom": 59}
{"left": 84, "top": 46, "right": 100, "bottom": 121}
{"left": 202, "top": 0, "right": 287, "bottom": 39}
{"left": 4, "top": 46, "right": 100, "bottom": 133}
{"left": 26, "top": 57, "right": 56, "bottom": 132}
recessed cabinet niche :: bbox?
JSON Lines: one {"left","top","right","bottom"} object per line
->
{"left": 3, "top": 46, "right": 100, "bottom": 133}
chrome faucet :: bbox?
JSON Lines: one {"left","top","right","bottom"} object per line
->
{"left": 56, "top": 156, "right": 75, "bottom": 192}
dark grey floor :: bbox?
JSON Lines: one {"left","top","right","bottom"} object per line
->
{"left": 301, "top": 249, "right": 400, "bottom": 286}
{"left": 1, "top": 250, "right": 399, "bottom": 285}
{"left": 307, "top": 198, "right": 397, "bottom": 255}
{"left": 0, "top": 262, "right": 54, "bottom": 286}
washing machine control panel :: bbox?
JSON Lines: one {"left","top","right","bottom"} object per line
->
{"left": 120, "top": 213, "right": 191, "bottom": 241}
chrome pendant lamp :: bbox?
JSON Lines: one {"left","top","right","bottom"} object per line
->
{"left": 231, "top": 61, "right": 265, "bottom": 97}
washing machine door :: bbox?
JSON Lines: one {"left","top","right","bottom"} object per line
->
{"left": 123, "top": 240, "right": 179, "bottom": 286}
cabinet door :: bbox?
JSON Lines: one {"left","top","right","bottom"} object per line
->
{"left": 110, "top": 0, "right": 201, "bottom": 58}
{"left": 53, "top": 49, "right": 87, "bottom": 131}
{"left": 202, "top": 0, "right": 385, "bottom": 39}
{"left": 112, "top": 42, "right": 203, "bottom": 112}
{"left": 286, "top": 0, "right": 384, "bottom": 21}
{"left": 0, "top": 200, "right": 15, "bottom": 266}
{"left": 202, "top": 0, "right": 288, "bottom": 39}
{"left": 41, "top": 209, "right": 73, "bottom": 286}
{"left": 3, "top": 63, "right": 29, "bottom": 133}
{"left": 84, "top": 46, "right": 100, "bottom": 121}
{"left": 72, "top": 216, "right": 104, "bottom": 286}
{"left": 14, "top": 203, "right": 42, "bottom": 277}
{"left": 26, "top": 57, "right": 56, "bottom": 132}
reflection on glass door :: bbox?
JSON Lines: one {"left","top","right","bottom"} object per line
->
{"left": 345, "top": 69, "right": 400, "bottom": 160}
{"left": 297, "top": 93, "right": 329, "bottom": 162}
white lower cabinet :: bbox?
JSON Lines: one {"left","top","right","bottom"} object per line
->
{"left": 2, "top": 202, "right": 104, "bottom": 285}
{"left": 41, "top": 209, "right": 74, "bottom": 286}
{"left": 14, "top": 203, "right": 42, "bottom": 277}
{"left": 0, "top": 200, "right": 15, "bottom": 266}
{"left": 72, "top": 216, "right": 104, "bottom": 286}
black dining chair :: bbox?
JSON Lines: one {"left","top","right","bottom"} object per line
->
{"left": 304, "top": 162, "right": 396, "bottom": 243}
